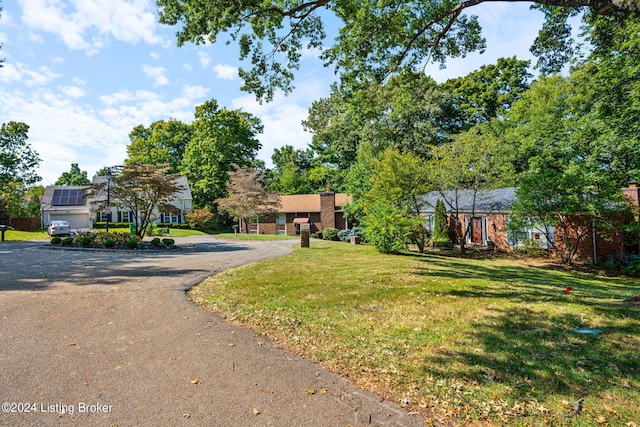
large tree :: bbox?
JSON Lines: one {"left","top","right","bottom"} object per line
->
{"left": 0, "top": 121, "right": 41, "bottom": 189}
{"left": 157, "top": 0, "right": 639, "bottom": 100}
{"left": 361, "top": 149, "right": 432, "bottom": 252}
{"left": 126, "top": 119, "right": 193, "bottom": 174}
{"left": 55, "top": 163, "right": 91, "bottom": 186}
{"left": 215, "top": 166, "right": 281, "bottom": 233}
{"left": 89, "top": 164, "right": 185, "bottom": 238}
{"left": 426, "top": 123, "right": 511, "bottom": 253}
{"left": 504, "top": 75, "right": 626, "bottom": 264}
{"left": 181, "top": 99, "right": 263, "bottom": 208}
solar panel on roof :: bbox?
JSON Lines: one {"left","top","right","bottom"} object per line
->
{"left": 52, "top": 189, "right": 87, "bottom": 206}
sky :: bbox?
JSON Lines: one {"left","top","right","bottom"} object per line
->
{"left": 0, "top": 0, "right": 549, "bottom": 186}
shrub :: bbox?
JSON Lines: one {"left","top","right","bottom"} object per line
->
{"left": 322, "top": 227, "right": 340, "bottom": 241}
{"left": 185, "top": 207, "right": 213, "bottom": 230}
{"left": 338, "top": 227, "right": 365, "bottom": 242}
{"left": 126, "top": 238, "right": 139, "bottom": 249}
{"left": 79, "top": 236, "right": 93, "bottom": 246}
{"left": 363, "top": 203, "right": 418, "bottom": 253}
{"left": 61, "top": 237, "right": 74, "bottom": 246}
{"left": 623, "top": 260, "right": 640, "bottom": 277}
{"left": 514, "top": 239, "right": 547, "bottom": 257}
{"left": 50, "top": 236, "right": 62, "bottom": 245}
{"left": 151, "top": 237, "right": 162, "bottom": 247}
{"left": 432, "top": 199, "right": 450, "bottom": 242}
{"left": 104, "top": 239, "right": 116, "bottom": 248}
{"left": 311, "top": 231, "right": 323, "bottom": 239}
{"left": 162, "top": 238, "right": 175, "bottom": 247}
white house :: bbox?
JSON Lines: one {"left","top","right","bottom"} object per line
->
{"left": 41, "top": 176, "right": 193, "bottom": 230}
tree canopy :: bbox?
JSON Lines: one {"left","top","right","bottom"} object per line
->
{"left": 0, "top": 121, "right": 41, "bottom": 189}
{"left": 55, "top": 163, "right": 91, "bottom": 186}
{"left": 157, "top": 0, "right": 639, "bottom": 100}
{"left": 181, "top": 100, "right": 263, "bottom": 207}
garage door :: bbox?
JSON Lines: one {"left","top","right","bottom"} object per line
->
{"left": 48, "top": 214, "right": 90, "bottom": 229}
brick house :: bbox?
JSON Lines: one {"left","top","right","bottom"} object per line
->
{"left": 242, "top": 192, "right": 351, "bottom": 236}
{"left": 421, "top": 184, "right": 640, "bottom": 262}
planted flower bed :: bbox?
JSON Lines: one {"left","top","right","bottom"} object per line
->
{"left": 50, "top": 231, "right": 176, "bottom": 250}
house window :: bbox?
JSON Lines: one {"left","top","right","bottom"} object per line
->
{"left": 249, "top": 217, "right": 259, "bottom": 234}
{"left": 100, "top": 212, "right": 109, "bottom": 222}
{"left": 276, "top": 214, "right": 286, "bottom": 235}
{"left": 121, "top": 211, "right": 131, "bottom": 223}
{"left": 507, "top": 216, "right": 554, "bottom": 249}
{"left": 163, "top": 212, "right": 180, "bottom": 224}
{"left": 424, "top": 214, "right": 434, "bottom": 237}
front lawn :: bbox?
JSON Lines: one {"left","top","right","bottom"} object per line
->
{"left": 0, "top": 229, "right": 49, "bottom": 241}
{"left": 190, "top": 241, "right": 640, "bottom": 426}
{"left": 215, "top": 232, "right": 297, "bottom": 241}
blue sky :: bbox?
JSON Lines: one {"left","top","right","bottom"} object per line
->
{"left": 0, "top": 0, "right": 548, "bottom": 185}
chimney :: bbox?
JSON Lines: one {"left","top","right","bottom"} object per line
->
{"left": 320, "top": 192, "right": 336, "bottom": 230}
{"left": 622, "top": 180, "right": 640, "bottom": 207}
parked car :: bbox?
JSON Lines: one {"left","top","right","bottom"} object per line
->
{"left": 47, "top": 220, "right": 71, "bottom": 236}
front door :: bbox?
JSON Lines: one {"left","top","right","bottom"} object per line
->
{"left": 471, "top": 217, "right": 483, "bottom": 244}
{"left": 276, "top": 214, "right": 286, "bottom": 235}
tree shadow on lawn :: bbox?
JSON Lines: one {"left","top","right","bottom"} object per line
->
{"left": 410, "top": 254, "right": 640, "bottom": 417}
{"left": 420, "top": 307, "right": 639, "bottom": 413}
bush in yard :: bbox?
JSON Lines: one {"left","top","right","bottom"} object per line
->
{"left": 50, "top": 236, "right": 62, "bottom": 245}
{"left": 322, "top": 227, "right": 340, "bottom": 241}
{"left": 312, "top": 231, "right": 323, "bottom": 239}
{"left": 432, "top": 199, "right": 450, "bottom": 243}
{"left": 126, "top": 238, "right": 139, "bottom": 249}
{"left": 103, "top": 239, "right": 116, "bottom": 248}
{"left": 151, "top": 237, "right": 162, "bottom": 247}
{"left": 61, "top": 237, "right": 74, "bottom": 246}
{"left": 79, "top": 236, "right": 93, "bottom": 246}
{"left": 185, "top": 207, "right": 213, "bottom": 230}
{"left": 162, "top": 238, "right": 175, "bottom": 247}
{"left": 363, "top": 203, "right": 419, "bottom": 253}
{"left": 338, "top": 227, "right": 365, "bottom": 242}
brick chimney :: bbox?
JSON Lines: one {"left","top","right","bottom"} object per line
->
{"left": 623, "top": 180, "right": 640, "bottom": 207}
{"left": 320, "top": 192, "right": 336, "bottom": 230}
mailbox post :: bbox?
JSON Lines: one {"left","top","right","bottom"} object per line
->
{"left": 0, "top": 224, "right": 7, "bottom": 242}
{"left": 300, "top": 223, "right": 310, "bottom": 248}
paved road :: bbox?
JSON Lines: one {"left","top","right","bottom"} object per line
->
{"left": 0, "top": 237, "right": 426, "bottom": 426}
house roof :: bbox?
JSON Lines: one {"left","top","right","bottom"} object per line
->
{"left": 42, "top": 185, "right": 90, "bottom": 208}
{"left": 279, "top": 193, "right": 351, "bottom": 213}
{"left": 421, "top": 187, "right": 516, "bottom": 214}
{"left": 89, "top": 175, "right": 192, "bottom": 201}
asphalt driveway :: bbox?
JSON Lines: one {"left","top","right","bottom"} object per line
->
{"left": 0, "top": 236, "right": 426, "bottom": 426}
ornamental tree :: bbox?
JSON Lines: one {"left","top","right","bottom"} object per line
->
{"left": 215, "top": 166, "right": 281, "bottom": 234}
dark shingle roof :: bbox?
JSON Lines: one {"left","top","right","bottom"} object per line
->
{"left": 421, "top": 187, "right": 516, "bottom": 213}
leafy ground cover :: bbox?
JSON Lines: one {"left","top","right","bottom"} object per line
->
{"left": 190, "top": 241, "right": 640, "bottom": 426}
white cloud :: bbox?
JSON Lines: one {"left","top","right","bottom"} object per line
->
{"left": 0, "top": 62, "right": 60, "bottom": 86}
{"left": 182, "top": 84, "right": 209, "bottom": 100}
{"left": 150, "top": 51, "right": 160, "bottom": 60}
{"left": 213, "top": 64, "right": 238, "bottom": 81}
{"left": 183, "top": 63, "right": 193, "bottom": 72}
{"left": 19, "top": 0, "right": 165, "bottom": 55}
{"left": 60, "top": 85, "right": 85, "bottom": 98}
{"left": 142, "top": 64, "right": 169, "bottom": 87}
{"left": 198, "top": 52, "right": 212, "bottom": 69}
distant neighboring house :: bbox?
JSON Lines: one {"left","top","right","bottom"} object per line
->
{"left": 421, "top": 184, "right": 640, "bottom": 262}
{"left": 41, "top": 185, "right": 93, "bottom": 229}
{"left": 242, "top": 192, "right": 351, "bottom": 235}
{"left": 41, "top": 176, "right": 193, "bottom": 229}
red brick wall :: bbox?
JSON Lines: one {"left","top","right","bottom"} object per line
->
{"left": 320, "top": 192, "right": 336, "bottom": 229}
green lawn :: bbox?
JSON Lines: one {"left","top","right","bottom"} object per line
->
{"left": 0, "top": 229, "right": 49, "bottom": 241}
{"left": 190, "top": 241, "right": 640, "bottom": 426}
{"left": 215, "top": 232, "right": 298, "bottom": 241}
